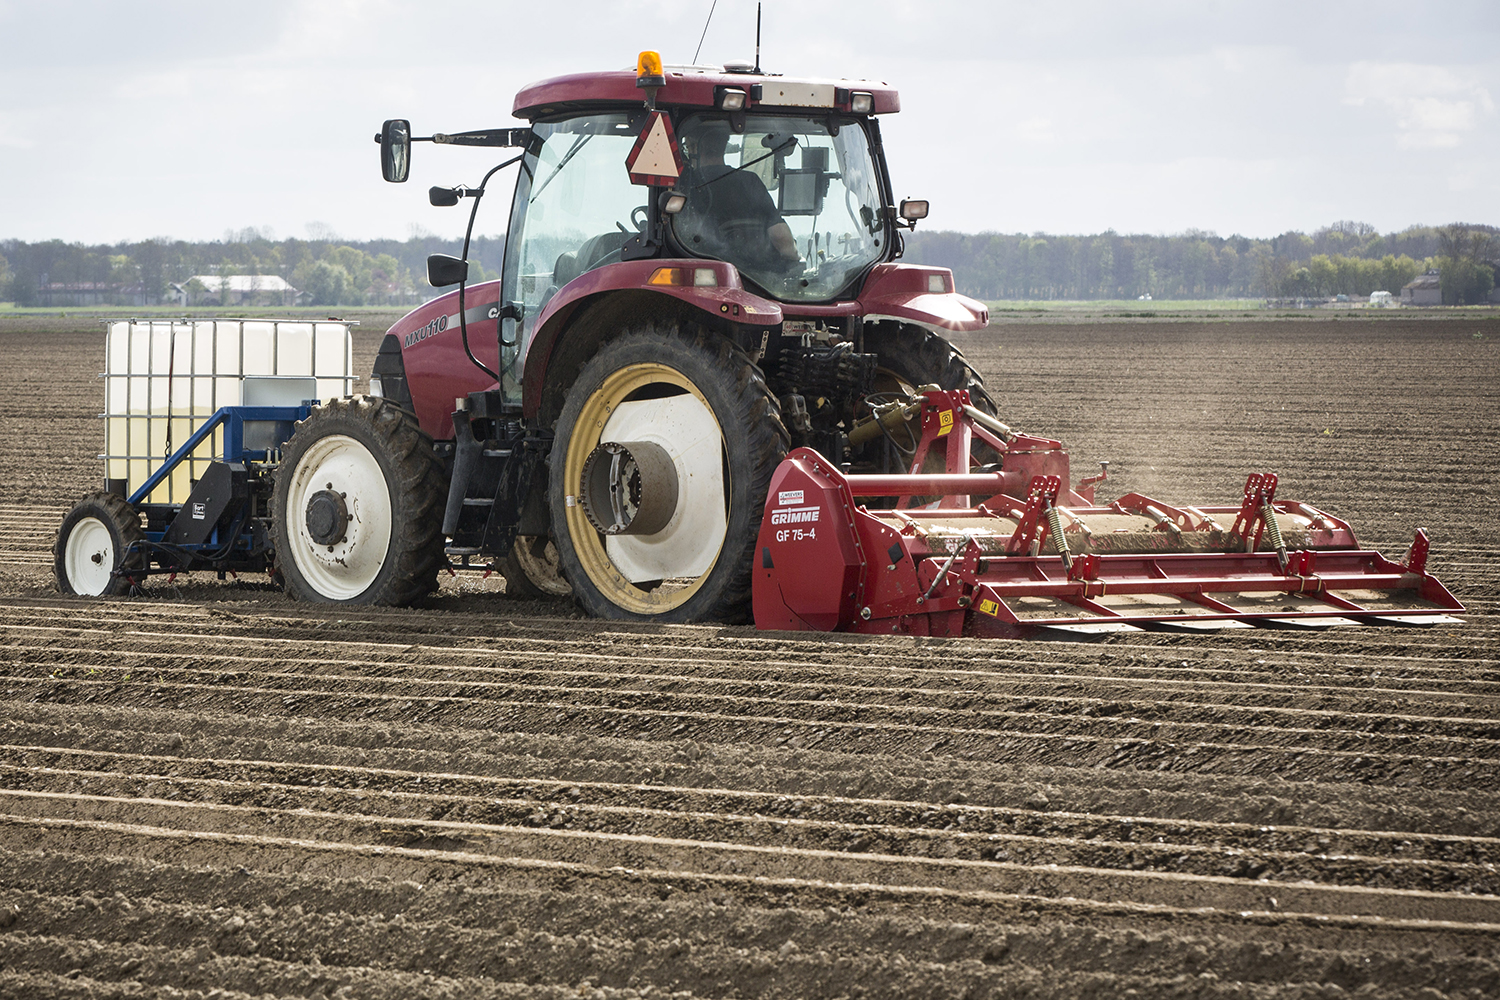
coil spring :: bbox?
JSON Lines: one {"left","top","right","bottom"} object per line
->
{"left": 1046, "top": 505, "right": 1072, "bottom": 570}
{"left": 1260, "top": 501, "right": 1285, "bottom": 551}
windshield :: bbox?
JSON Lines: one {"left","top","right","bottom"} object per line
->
{"left": 670, "top": 113, "right": 887, "bottom": 302}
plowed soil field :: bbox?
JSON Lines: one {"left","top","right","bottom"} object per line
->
{"left": 1, "top": 312, "right": 1497, "bottom": 998}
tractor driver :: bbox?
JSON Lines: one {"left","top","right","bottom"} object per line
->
{"left": 675, "top": 121, "right": 800, "bottom": 270}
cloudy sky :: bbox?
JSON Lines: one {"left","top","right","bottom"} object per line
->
{"left": 1, "top": 0, "right": 1495, "bottom": 244}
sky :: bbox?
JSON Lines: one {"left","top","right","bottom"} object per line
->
{"left": 0, "top": 0, "right": 1496, "bottom": 245}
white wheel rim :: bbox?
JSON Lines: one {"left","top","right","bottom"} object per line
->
{"left": 285, "top": 433, "right": 393, "bottom": 600}
{"left": 64, "top": 516, "right": 118, "bottom": 596}
{"left": 562, "top": 362, "right": 728, "bottom": 614}
{"left": 600, "top": 393, "right": 726, "bottom": 583}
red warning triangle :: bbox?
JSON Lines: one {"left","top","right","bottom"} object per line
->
{"left": 625, "top": 111, "right": 684, "bottom": 187}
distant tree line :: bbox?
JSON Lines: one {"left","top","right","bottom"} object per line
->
{"left": 3, "top": 220, "right": 1495, "bottom": 307}
{"left": 904, "top": 221, "right": 1498, "bottom": 304}
{"left": 0, "top": 228, "right": 505, "bottom": 308}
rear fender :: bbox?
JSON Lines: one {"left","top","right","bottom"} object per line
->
{"left": 858, "top": 263, "right": 989, "bottom": 332}
{"left": 522, "top": 259, "right": 783, "bottom": 420}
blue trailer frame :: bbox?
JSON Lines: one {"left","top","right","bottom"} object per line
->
{"left": 125, "top": 403, "right": 312, "bottom": 576}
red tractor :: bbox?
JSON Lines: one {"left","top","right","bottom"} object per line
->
{"left": 330, "top": 52, "right": 989, "bottom": 622}
{"left": 260, "top": 51, "right": 1460, "bottom": 634}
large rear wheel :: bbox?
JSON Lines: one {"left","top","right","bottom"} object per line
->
{"left": 273, "top": 396, "right": 446, "bottom": 605}
{"left": 549, "top": 323, "right": 787, "bottom": 622}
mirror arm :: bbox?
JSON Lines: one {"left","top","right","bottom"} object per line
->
{"left": 431, "top": 128, "right": 534, "bottom": 148}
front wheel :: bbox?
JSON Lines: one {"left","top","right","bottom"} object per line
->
{"left": 55, "top": 492, "right": 144, "bottom": 597}
{"left": 272, "top": 396, "right": 446, "bottom": 605}
{"left": 503, "top": 535, "right": 571, "bottom": 599}
{"left": 549, "top": 323, "right": 787, "bottom": 622}
{"left": 858, "top": 322, "right": 1002, "bottom": 475}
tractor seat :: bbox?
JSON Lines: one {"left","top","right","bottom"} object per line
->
{"left": 552, "top": 230, "right": 632, "bottom": 290}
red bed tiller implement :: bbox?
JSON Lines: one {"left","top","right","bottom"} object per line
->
{"left": 55, "top": 49, "right": 1462, "bottom": 636}
{"left": 754, "top": 387, "right": 1461, "bottom": 635}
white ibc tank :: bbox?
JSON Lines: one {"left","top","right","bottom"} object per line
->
{"left": 103, "top": 319, "right": 355, "bottom": 504}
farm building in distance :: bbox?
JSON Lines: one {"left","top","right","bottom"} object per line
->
{"left": 179, "top": 274, "right": 299, "bottom": 307}
{"left": 1401, "top": 270, "right": 1441, "bottom": 306}
{"left": 33, "top": 281, "right": 151, "bottom": 307}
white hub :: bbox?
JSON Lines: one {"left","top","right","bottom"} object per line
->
{"left": 63, "top": 517, "right": 118, "bottom": 596}
{"left": 599, "top": 394, "right": 726, "bottom": 583}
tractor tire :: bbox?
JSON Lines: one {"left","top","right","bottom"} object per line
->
{"left": 860, "top": 322, "right": 1002, "bottom": 477}
{"left": 863, "top": 320, "right": 998, "bottom": 418}
{"left": 549, "top": 322, "right": 788, "bottom": 623}
{"left": 55, "top": 492, "right": 145, "bottom": 597}
{"left": 272, "top": 395, "right": 446, "bottom": 606}
{"left": 503, "top": 536, "right": 571, "bottom": 599}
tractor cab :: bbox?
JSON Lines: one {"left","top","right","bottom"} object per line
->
{"left": 498, "top": 103, "right": 895, "bottom": 393}
{"left": 377, "top": 56, "right": 938, "bottom": 413}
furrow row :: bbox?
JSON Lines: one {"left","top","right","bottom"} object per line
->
{"left": 5, "top": 806, "right": 1498, "bottom": 928}
{"left": 11, "top": 649, "right": 1500, "bottom": 734}
{"left": 8, "top": 659, "right": 1498, "bottom": 752}
{"left": 4, "top": 679, "right": 1494, "bottom": 789}
{"left": 11, "top": 635, "right": 1499, "bottom": 701}
{"left": 8, "top": 744, "right": 1496, "bottom": 858}
{"left": 3, "top": 612, "right": 1497, "bottom": 685}
{"left": 4, "top": 867, "right": 1490, "bottom": 1000}
{"left": 4, "top": 765, "right": 1496, "bottom": 895}
{"left": 7, "top": 706, "right": 1490, "bottom": 838}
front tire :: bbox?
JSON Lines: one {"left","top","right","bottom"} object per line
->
{"left": 864, "top": 321, "right": 998, "bottom": 422}
{"left": 549, "top": 323, "right": 787, "bottom": 622}
{"left": 272, "top": 396, "right": 446, "bottom": 605}
{"left": 860, "top": 322, "right": 1002, "bottom": 475}
{"left": 503, "top": 536, "right": 571, "bottom": 599}
{"left": 55, "top": 492, "right": 144, "bottom": 597}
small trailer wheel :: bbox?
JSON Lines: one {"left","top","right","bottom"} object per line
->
{"left": 55, "top": 492, "right": 145, "bottom": 597}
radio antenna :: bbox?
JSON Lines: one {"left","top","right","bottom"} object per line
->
{"left": 754, "top": 3, "right": 762, "bottom": 73}
{"left": 692, "top": 0, "right": 717, "bottom": 64}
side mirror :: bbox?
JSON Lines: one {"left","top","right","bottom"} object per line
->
{"left": 427, "top": 253, "right": 469, "bottom": 287}
{"left": 380, "top": 119, "right": 411, "bottom": 183}
{"left": 429, "top": 186, "right": 460, "bottom": 207}
{"left": 899, "top": 199, "right": 929, "bottom": 223}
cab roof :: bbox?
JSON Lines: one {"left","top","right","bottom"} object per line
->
{"left": 512, "top": 66, "right": 900, "bottom": 120}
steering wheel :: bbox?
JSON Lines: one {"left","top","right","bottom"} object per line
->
{"left": 631, "top": 205, "right": 649, "bottom": 231}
